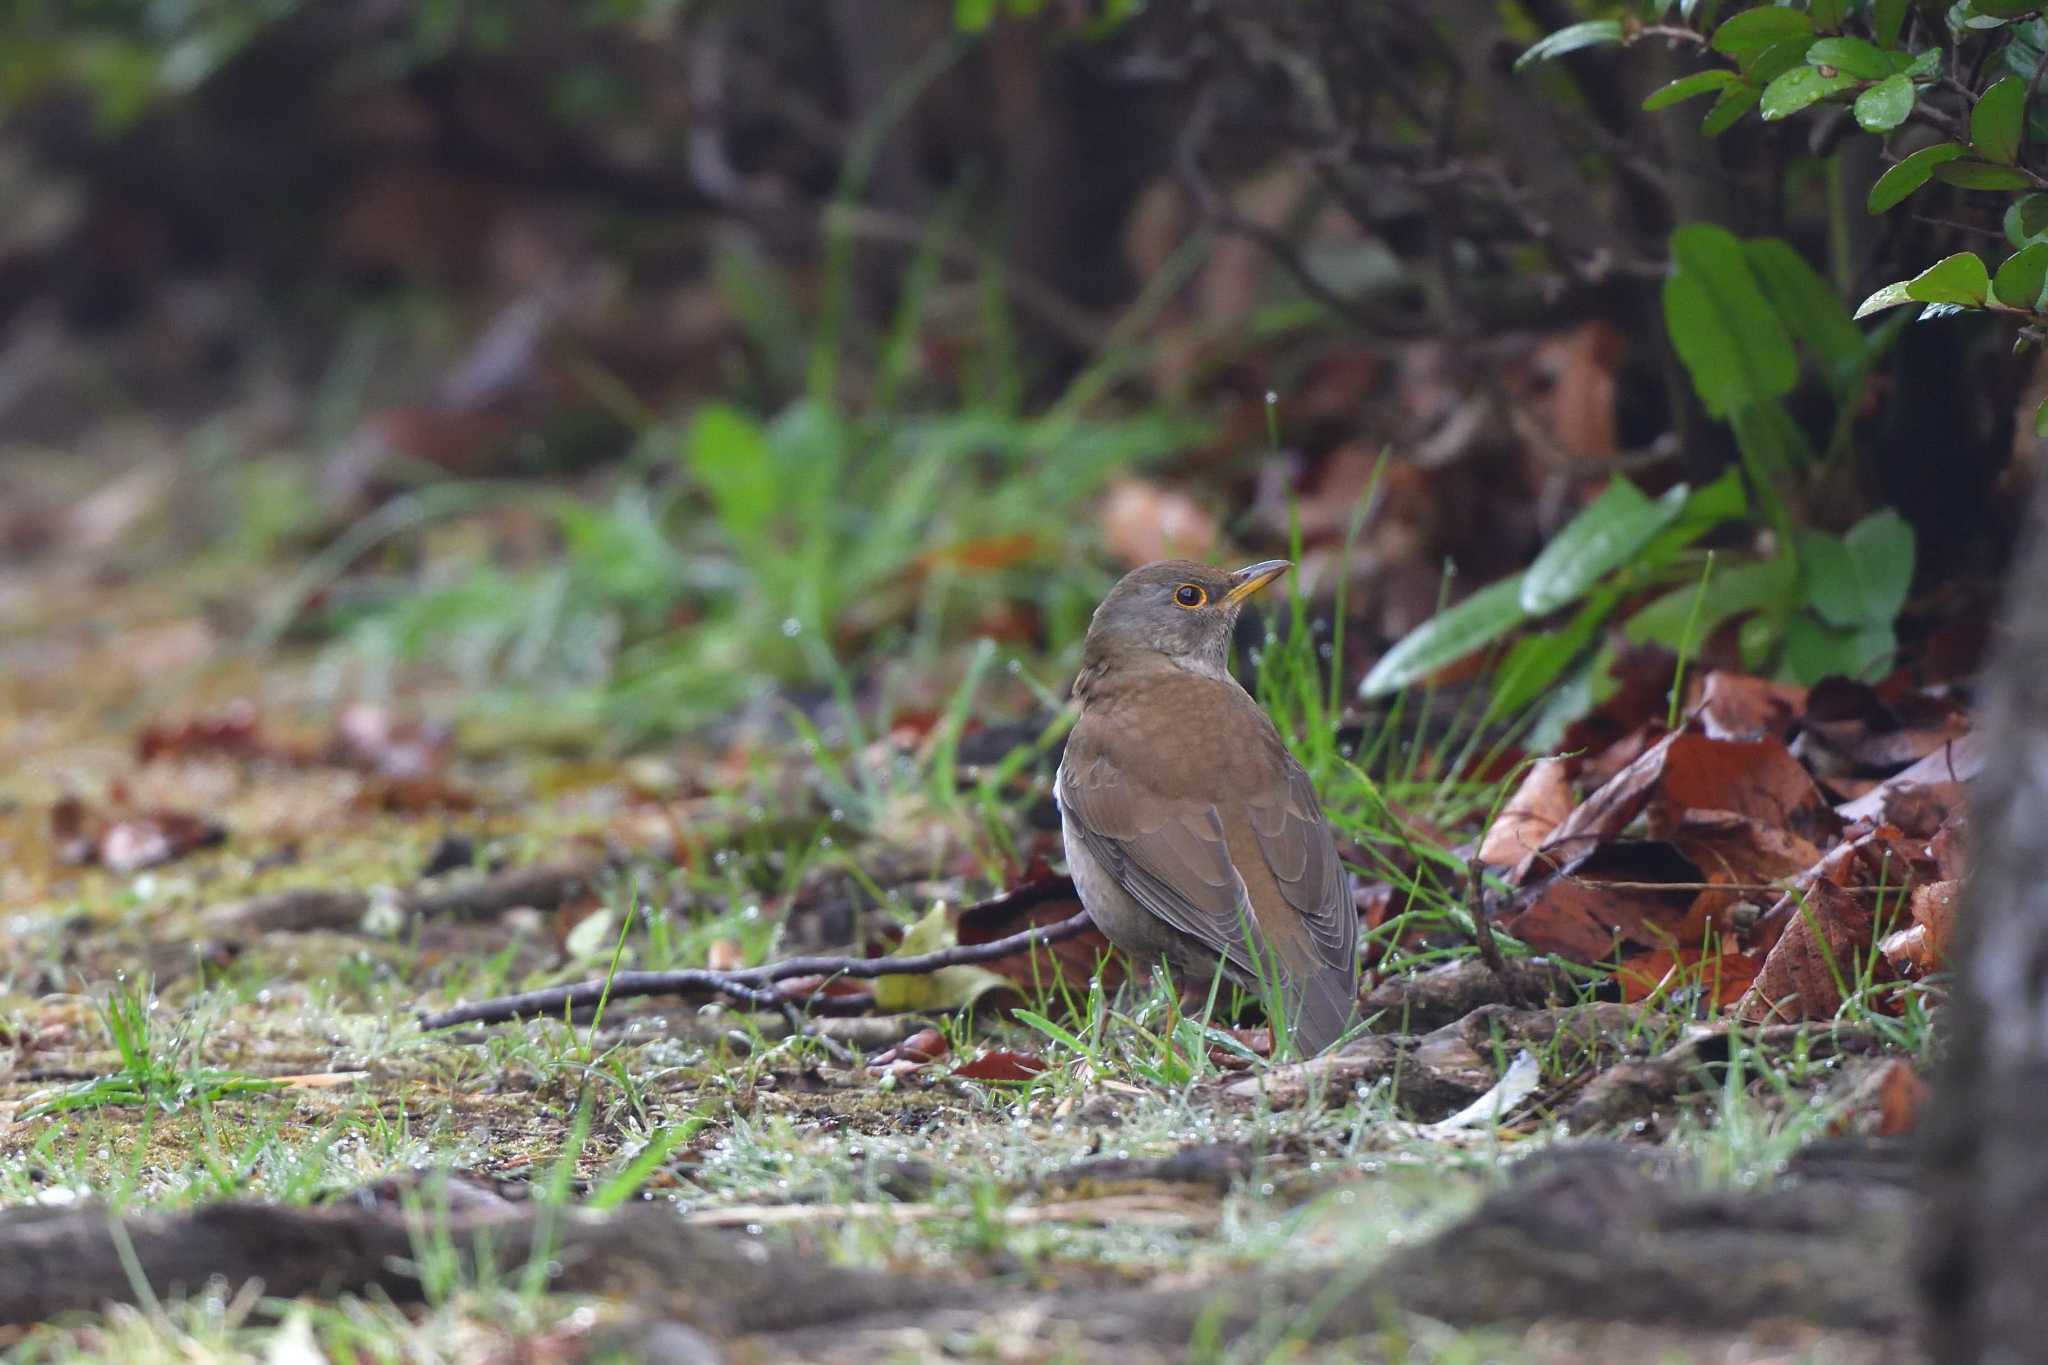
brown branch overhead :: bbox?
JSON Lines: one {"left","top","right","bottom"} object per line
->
{"left": 418, "top": 880, "right": 1095, "bottom": 1031}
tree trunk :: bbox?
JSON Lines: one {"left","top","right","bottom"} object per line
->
{"left": 1922, "top": 471, "right": 2048, "bottom": 1363}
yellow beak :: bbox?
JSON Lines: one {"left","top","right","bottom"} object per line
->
{"left": 1223, "top": 559, "right": 1292, "bottom": 605}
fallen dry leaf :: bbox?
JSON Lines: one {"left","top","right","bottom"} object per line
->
{"left": 1836, "top": 734, "right": 1984, "bottom": 826}
{"left": 1799, "top": 678, "right": 1970, "bottom": 773}
{"left": 1479, "top": 758, "right": 1573, "bottom": 866}
{"left": 137, "top": 699, "right": 298, "bottom": 765}
{"left": 1502, "top": 839, "right": 1701, "bottom": 962}
{"left": 1876, "top": 1060, "right": 1931, "bottom": 1137}
{"left": 1738, "top": 881, "right": 1880, "bottom": 1023}
{"left": 1692, "top": 671, "right": 1806, "bottom": 742}
{"left": 51, "top": 796, "right": 226, "bottom": 874}
{"left": 1878, "top": 879, "right": 1962, "bottom": 977}
{"left": 1667, "top": 810, "right": 1823, "bottom": 938}
{"left": 953, "top": 1050, "right": 1049, "bottom": 1082}
{"left": 1098, "top": 479, "right": 1219, "bottom": 567}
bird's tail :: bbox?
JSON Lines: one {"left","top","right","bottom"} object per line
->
{"left": 1284, "top": 966, "right": 1359, "bottom": 1057}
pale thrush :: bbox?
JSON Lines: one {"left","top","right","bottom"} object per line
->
{"left": 1057, "top": 559, "right": 1359, "bottom": 1055}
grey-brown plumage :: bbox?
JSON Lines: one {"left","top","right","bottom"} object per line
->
{"left": 1057, "top": 559, "right": 1359, "bottom": 1055}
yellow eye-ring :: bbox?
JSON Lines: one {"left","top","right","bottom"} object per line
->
{"left": 1173, "top": 583, "right": 1208, "bottom": 608}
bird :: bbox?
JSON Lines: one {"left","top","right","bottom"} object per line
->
{"left": 1056, "top": 558, "right": 1359, "bottom": 1056}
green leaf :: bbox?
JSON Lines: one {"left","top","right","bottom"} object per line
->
{"left": 1760, "top": 64, "right": 1860, "bottom": 119}
{"left": 872, "top": 904, "right": 1013, "bottom": 1013}
{"left": 1515, "top": 20, "right": 1624, "bottom": 71}
{"left": 1701, "top": 81, "right": 1763, "bottom": 136}
{"left": 1796, "top": 510, "right": 1915, "bottom": 629}
{"left": 1873, "top": 0, "right": 1912, "bottom": 46}
{"left": 2036, "top": 393, "right": 2048, "bottom": 437}
{"left": 1903, "top": 251, "right": 1992, "bottom": 306}
{"left": 1360, "top": 573, "right": 1528, "bottom": 697}
{"left": 1806, "top": 36, "right": 1892, "bottom": 78}
{"left": 954, "top": 0, "right": 999, "bottom": 28}
{"left": 1627, "top": 555, "right": 1799, "bottom": 648}
{"left": 1935, "top": 160, "right": 2037, "bottom": 189}
{"left": 1663, "top": 224, "right": 1800, "bottom": 417}
{"left": 686, "top": 405, "right": 781, "bottom": 548}
{"left": 1782, "top": 616, "right": 1897, "bottom": 683}
{"left": 1854, "top": 281, "right": 1914, "bottom": 318}
{"left": 2005, "top": 193, "right": 2048, "bottom": 245}
{"left": 1977, "top": 0, "right": 2047, "bottom": 16}
{"left": 1744, "top": 238, "right": 1863, "bottom": 372}
{"left": 1954, "top": 4, "right": 2014, "bottom": 30}
{"left": 1868, "top": 142, "right": 1967, "bottom": 212}
{"left": 1993, "top": 241, "right": 2048, "bottom": 307}
{"left": 1973, "top": 75, "right": 2028, "bottom": 161}
{"left": 1643, "top": 69, "right": 1740, "bottom": 110}
{"left": 1520, "top": 480, "right": 1690, "bottom": 615}
{"left": 1750, "top": 34, "right": 1819, "bottom": 82}
{"left": 1811, "top": 0, "right": 1849, "bottom": 28}
{"left": 1712, "top": 6, "right": 1816, "bottom": 64}
{"left": 1853, "top": 73, "right": 1916, "bottom": 131}
{"left": 1731, "top": 400, "right": 1816, "bottom": 484}
{"left": 1489, "top": 587, "right": 1623, "bottom": 719}
{"left": 1629, "top": 466, "right": 1752, "bottom": 576}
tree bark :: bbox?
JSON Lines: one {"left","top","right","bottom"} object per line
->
{"left": 1922, "top": 471, "right": 2048, "bottom": 1363}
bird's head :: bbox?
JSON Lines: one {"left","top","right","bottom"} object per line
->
{"left": 1079, "top": 558, "right": 1291, "bottom": 681}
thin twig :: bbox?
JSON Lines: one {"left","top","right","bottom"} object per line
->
{"left": 418, "top": 882, "right": 1093, "bottom": 1030}
{"left": 1463, "top": 849, "right": 1523, "bottom": 1004}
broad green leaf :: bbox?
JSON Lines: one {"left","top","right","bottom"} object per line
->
{"left": 1934, "top": 160, "right": 2036, "bottom": 189}
{"left": 1903, "top": 251, "right": 1992, "bottom": 306}
{"left": 1760, "top": 64, "right": 1859, "bottom": 120}
{"left": 1515, "top": 20, "right": 1624, "bottom": 70}
{"left": 1811, "top": 0, "right": 1849, "bottom": 28}
{"left": 1712, "top": 6, "right": 1815, "bottom": 63}
{"left": 1663, "top": 224, "right": 1799, "bottom": 417}
{"left": 1867, "top": 142, "right": 1966, "bottom": 212}
{"left": 1873, "top": 0, "right": 1912, "bottom": 45}
{"left": 1782, "top": 615, "right": 1897, "bottom": 683}
{"left": 1749, "top": 34, "right": 1819, "bottom": 82}
{"left": 1627, "top": 555, "right": 1798, "bottom": 647}
{"left": 2005, "top": 193, "right": 2048, "bottom": 245}
{"left": 1360, "top": 573, "right": 1528, "bottom": 697}
{"left": 1731, "top": 400, "right": 1816, "bottom": 484}
{"left": 1520, "top": 480, "right": 1689, "bottom": 615}
{"left": 1489, "top": 587, "right": 1622, "bottom": 719}
{"left": 1854, "top": 280, "right": 1914, "bottom": 318}
{"left": 1745, "top": 238, "right": 1864, "bottom": 372}
{"left": 1954, "top": 5, "right": 2013, "bottom": 30}
{"left": 1806, "top": 36, "right": 1892, "bottom": 78}
{"left": 1977, "top": 0, "right": 2048, "bottom": 16}
{"left": 1973, "top": 76, "right": 2028, "bottom": 162}
{"left": 1853, "top": 73, "right": 1916, "bottom": 131}
{"left": 1993, "top": 242, "right": 2048, "bottom": 308}
{"left": 1630, "top": 466, "right": 1752, "bottom": 573}
{"left": 1796, "top": 510, "right": 1915, "bottom": 629}
{"left": 2004, "top": 16, "right": 2048, "bottom": 81}
{"left": 1643, "top": 69, "right": 1739, "bottom": 110}
{"left": 872, "top": 904, "right": 1013, "bottom": 1012}
{"left": 1702, "top": 81, "right": 1763, "bottom": 136}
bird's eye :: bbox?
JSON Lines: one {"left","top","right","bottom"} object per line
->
{"left": 1173, "top": 583, "right": 1207, "bottom": 608}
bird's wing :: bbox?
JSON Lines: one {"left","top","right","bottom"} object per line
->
{"left": 1244, "top": 761, "right": 1357, "bottom": 974}
{"left": 1057, "top": 730, "right": 1262, "bottom": 978}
